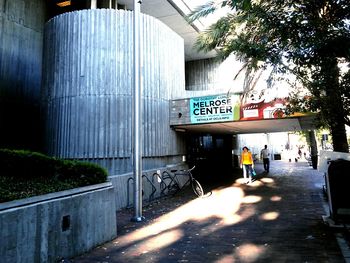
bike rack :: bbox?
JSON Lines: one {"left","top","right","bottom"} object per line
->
{"left": 126, "top": 177, "right": 134, "bottom": 208}
{"left": 151, "top": 172, "right": 163, "bottom": 199}
{"left": 126, "top": 167, "right": 192, "bottom": 207}
{"left": 126, "top": 172, "right": 158, "bottom": 207}
{"left": 143, "top": 172, "right": 157, "bottom": 203}
{"left": 160, "top": 170, "right": 180, "bottom": 196}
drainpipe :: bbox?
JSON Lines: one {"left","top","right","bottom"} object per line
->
{"left": 131, "top": 0, "right": 144, "bottom": 222}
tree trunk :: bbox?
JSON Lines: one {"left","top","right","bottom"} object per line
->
{"left": 325, "top": 83, "right": 349, "bottom": 152}
{"left": 321, "top": 58, "right": 349, "bottom": 153}
{"left": 308, "top": 130, "right": 318, "bottom": 169}
{"left": 329, "top": 120, "right": 349, "bottom": 153}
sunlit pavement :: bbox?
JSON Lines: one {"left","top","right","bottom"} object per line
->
{"left": 71, "top": 161, "right": 348, "bottom": 263}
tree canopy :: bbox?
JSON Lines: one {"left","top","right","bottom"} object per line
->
{"left": 189, "top": 0, "right": 350, "bottom": 152}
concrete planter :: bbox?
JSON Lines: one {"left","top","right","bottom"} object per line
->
{"left": 0, "top": 182, "right": 116, "bottom": 263}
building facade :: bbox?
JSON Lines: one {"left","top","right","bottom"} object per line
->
{"left": 0, "top": 0, "right": 242, "bottom": 174}
{"left": 0, "top": 0, "right": 316, "bottom": 210}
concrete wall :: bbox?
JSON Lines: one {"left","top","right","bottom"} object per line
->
{"left": 0, "top": 165, "right": 191, "bottom": 262}
{"left": 0, "top": 183, "right": 116, "bottom": 263}
{"left": 0, "top": 0, "right": 46, "bottom": 150}
{"left": 185, "top": 56, "right": 245, "bottom": 93}
{"left": 42, "top": 9, "right": 186, "bottom": 175}
{"left": 110, "top": 163, "right": 189, "bottom": 210}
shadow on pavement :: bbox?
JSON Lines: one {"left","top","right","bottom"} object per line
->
{"left": 70, "top": 161, "right": 346, "bottom": 263}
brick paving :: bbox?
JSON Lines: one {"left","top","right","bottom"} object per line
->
{"left": 70, "top": 161, "right": 349, "bottom": 263}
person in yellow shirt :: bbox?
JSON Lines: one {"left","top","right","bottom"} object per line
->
{"left": 240, "top": 146, "right": 255, "bottom": 183}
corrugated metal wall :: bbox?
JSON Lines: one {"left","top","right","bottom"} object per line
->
{"left": 42, "top": 9, "right": 186, "bottom": 175}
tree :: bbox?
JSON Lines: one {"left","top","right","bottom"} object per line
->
{"left": 189, "top": 0, "right": 350, "bottom": 152}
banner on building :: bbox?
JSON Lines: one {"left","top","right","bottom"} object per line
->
{"left": 190, "top": 94, "right": 240, "bottom": 124}
{"left": 188, "top": 93, "right": 304, "bottom": 124}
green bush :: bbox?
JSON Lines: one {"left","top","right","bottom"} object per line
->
{"left": 0, "top": 149, "right": 108, "bottom": 203}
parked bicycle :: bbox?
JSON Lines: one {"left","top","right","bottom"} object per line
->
{"left": 159, "top": 170, "right": 181, "bottom": 196}
{"left": 156, "top": 166, "right": 204, "bottom": 198}
{"left": 174, "top": 166, "right": 204, "bottom": 197}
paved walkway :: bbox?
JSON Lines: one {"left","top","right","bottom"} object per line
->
{"left": 71, "top": 161, "right": 350, "bottom": 263}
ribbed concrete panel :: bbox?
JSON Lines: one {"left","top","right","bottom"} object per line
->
{"left": 185, "top": 56, "right": 244, "bottom": 92}
{"left": 185, "top": 58, "right": 219, "bottom": 91}
{"left": 0, "top": 0, "right": 46, "bottom": 150}
{"left": 42, "top": 9, "right": 186, "bottom": 175}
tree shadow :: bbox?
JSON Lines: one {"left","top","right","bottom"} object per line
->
{"left": 71, "top": 162, "right": 344, "bottom": 263}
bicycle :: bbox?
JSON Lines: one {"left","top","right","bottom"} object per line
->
{"left": 173, "top": 166, "right": 204, "bottom": 197}
{"left": 159, "top": 170, "right": 181, "bottom": 196}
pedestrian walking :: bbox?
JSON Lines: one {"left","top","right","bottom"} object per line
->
{"left": 260, "top": 144, "right": 270, "bottom": 172}
{"left": 240, "top": 146, "right": 255, "bottom": 183}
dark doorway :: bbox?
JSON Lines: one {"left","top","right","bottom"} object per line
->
{"left": 186, "top": 134, "right": 233, "bottom": 185}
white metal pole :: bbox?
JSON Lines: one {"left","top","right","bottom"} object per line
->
{"left": 132, "top": 0, "right": 144, "bottom": 222}
{"left": 91, "top": 0, "right": 97, "bottom": 9}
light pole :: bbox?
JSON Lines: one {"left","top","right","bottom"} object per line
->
{"left": 131, "top": 0, "right": 144, "bottom": 222}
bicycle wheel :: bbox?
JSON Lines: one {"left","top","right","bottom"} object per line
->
{"left": 191, "top": 179, "right": 204, "bottom": 197}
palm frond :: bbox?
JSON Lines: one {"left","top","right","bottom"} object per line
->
{"left": 194, "top": 15, "right": 236, "bottom": 53}
{"left": 186, "top": 1, "right": 217, "bottom": 23}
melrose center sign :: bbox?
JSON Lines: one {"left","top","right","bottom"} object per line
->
{"left": 190, "top": 94, "right": 240, "bottom": 124}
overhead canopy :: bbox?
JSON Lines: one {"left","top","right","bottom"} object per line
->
{"left": 170, "top": 94, "right": 317, "bottom": 134}
{"left": 172, "top": 115, "right": 316, "bottom": 134}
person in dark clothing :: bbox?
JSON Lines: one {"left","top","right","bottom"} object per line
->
{"left": 260, "top": 145, "right": 270, "bottom": 172}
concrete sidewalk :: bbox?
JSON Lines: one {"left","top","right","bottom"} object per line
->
{"left": 71, "top": 161, "right": 349, "bottom": 263}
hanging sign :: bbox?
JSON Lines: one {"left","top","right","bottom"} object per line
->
{"left": 190, "top": 94, "right": 240, "bottom": 124}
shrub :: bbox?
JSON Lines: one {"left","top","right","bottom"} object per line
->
{"left": 0, "top": 149, "right": 108, "bottom": 203}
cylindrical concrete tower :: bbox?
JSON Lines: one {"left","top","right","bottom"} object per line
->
{"left": 42, "top": 9, "right": 186, "bottom": 175}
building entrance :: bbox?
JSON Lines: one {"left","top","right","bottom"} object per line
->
{"left": 186, "top": 134, "right": 234, "bottom": 185}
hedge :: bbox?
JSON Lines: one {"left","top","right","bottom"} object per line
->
{"left": 0, "top": 149, "right": 108, "bottom": 203}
